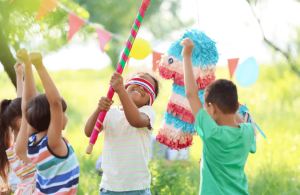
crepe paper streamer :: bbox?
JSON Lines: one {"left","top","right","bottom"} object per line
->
{"left": 97, "top": 28, "right": 112, "bottom": 53}
{"left": 156, "top": 29, "right": 219, "bottom": 150}
{"left": 238, "top": 104, "right": 266, "bottom": 139}
{"left": 130, "top": 38, "right": 152, "bottom": 60}
{"left": 228, "top": 58, "right": 239, "bottom": 79}
{"left": 236, "top": 57, "right": 259, "bottom": 87}
{"left": 86, "top": 0, "right": 151, "bottom": 154}
{"left": 152, "top": 51, "right": 163, "bottom": 71}
{"left": 36, "top": 0, "right": 59, "bottom": 21}
{"left": 68, "top": 12, "right": 85, "bottom": 42}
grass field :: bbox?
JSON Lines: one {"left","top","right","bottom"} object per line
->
{"left": 1, "top": 64, "right": 299, "bottom": 195}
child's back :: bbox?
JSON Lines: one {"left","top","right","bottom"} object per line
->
{"left": 195, "top": 109, "right": 256, "bottom": 194}
{"left": 181, "top": 38, "right": 256, "bottom": 195}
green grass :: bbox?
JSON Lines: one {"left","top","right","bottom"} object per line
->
{"left": 1, "top": 65, "right": 299, "bottom": 195}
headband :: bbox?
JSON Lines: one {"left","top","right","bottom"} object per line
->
{"left": 124, "top": 77, "right": 156, "bottom": 106}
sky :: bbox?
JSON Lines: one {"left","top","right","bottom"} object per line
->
{"left": 1, "top": 0, "right": 300, "bottom": 71}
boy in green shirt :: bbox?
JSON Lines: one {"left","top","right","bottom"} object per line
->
{"left": 181, "top": 38, "right": 256, "bottom": 195}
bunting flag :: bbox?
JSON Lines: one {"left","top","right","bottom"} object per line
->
{"left": 10, "top": 0, "right": 14, "bottom": 3}
{"left": 97, "top": 28, "right": 112, "bottom": 53}
{"left": 228, "top": 58, "right": 239, "bottom": 79}
{"left": 68, "top": 12, "right": 85, "bottom": 42}
{"left": 36, "top": 0, "right": 59, "bottom": 21}
{"left": 152, "top": 51, "right": 163, "bottom": 71}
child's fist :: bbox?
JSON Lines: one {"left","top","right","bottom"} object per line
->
{"left": 14, "top": 61, "right": 24, "bottom": 76}
{"left": 16, "top": 48, "right": 29, "bottom": 62}
{"left": 98, "top": 97, "right": 114, "bottom": 112}
{"left": 109, "top": 72, "right": 124, "bottom": 94}
{"left": 29, "top": 52, "right": 43, "bottom": 68}
{"left": 180, "top": 38, "right": 194, "bottom": 58}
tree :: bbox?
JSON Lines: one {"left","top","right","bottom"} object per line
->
{"left": 246, "top": 0, "right": 300, "bottom": 76}
{"left": 0, "top": 0, "right": 192, "bottom": 88}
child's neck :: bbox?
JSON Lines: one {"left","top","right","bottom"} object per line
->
{"left": 216, "top": 114, "right": 239, "bottom": 128}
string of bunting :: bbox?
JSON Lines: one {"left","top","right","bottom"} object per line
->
{"left": 10, "top": 0, "right": 163, "bottom": 71}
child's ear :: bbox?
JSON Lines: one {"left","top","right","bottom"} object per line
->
{"left": 211, "top": 104, "right": 217, "bottom": 114}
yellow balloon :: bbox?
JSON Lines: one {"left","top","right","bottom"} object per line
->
{"left": 129, "top": 38, "right": 152, "bottom": 60}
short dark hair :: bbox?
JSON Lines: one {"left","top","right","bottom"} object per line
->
{"left": 25, "top": 94, "right": 67, "bottom": 132}
{"left": 204, "top": 79, "right": 239, "bottom": 114}
{"left": 126, "top": 69, "right": 161, "bottom": 98}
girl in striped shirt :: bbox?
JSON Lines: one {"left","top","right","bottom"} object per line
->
{"left": 0, "top": 62, "right": 37, "bottom": 195}
{"left": 85, "top": 70, "right": 160, "bottom": 195}
{"left": 15, "top": 49, "right": 80, "bottom": 195}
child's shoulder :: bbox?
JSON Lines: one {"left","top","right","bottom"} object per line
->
{"left": 239, "top": 123, "right": 255, "bottom": 136}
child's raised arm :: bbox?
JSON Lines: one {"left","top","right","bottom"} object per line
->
{"left": 29, "top": 52, "right": 65, "bottom": 155}
{"left": 181, "top": 38, "right": 203, "bottom": 117}
{"left": 15, "top": 49, "right": 37, "bottom": 163}
{"left": 85, "top": 97, "right": 113, "bottom": 137}
{"left": 14, "top": 61, "right": 24, "bottom": 98}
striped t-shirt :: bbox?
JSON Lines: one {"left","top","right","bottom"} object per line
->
{"left": 6, "top": 143, "right": 37, "bottom": 194}
{"left": 27, "top": 134, "right": 80, "bottom": 195}
{"left": 100, "top": 106, "right": 156, "bottom": 191}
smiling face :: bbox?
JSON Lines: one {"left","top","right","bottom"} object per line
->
{"left": 126, "top": 74, "right": 156, "bottom": 108}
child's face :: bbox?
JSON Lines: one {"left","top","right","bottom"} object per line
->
{"left": 126, "top": 75, "right": 156, "bottom": 108}
{"left": 62, "top": 112, "right": 68, "bottom": 130}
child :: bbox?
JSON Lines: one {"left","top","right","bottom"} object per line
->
{"left": 85, "top": 70, "right": 160, "bottom": 194}
{"left": 0, "top": 62, "right": 37, "bottom": 195}
{"left": 15, "top": 49, "right": 80, "bottom": 195}
{"left": 181, "top": 38, "right": 256, "bottom": 195}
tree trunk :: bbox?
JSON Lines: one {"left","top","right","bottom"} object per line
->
{"left": 0, "top": 23, "right": 17, "bottom": 88}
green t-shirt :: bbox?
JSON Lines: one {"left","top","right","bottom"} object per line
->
{"left": 195, "top": 108, "right": 256, "bottom": 195}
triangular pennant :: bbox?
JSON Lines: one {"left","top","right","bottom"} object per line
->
{"left": 68, "top": 12, "right": 85, "bottom": 42}
{"left": 228, "top": 58, "right": 239, "bottom": 79}
{"left": 152, "top": 51, "right": 163, "bottom": 71}
{"left": 10, "top": 0, "right": 14, "bottom": 3}
{"left": 36, "top": 0, "right": 58, "bottom": 21}
{"left": 96, "top": 28, "right": 112, "bottom": 53}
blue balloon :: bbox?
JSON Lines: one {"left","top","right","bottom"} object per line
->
{"left": 236, "top": 57, "right": 259, "bottom": 87}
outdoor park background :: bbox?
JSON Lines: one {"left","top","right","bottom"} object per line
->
{"left": 1, "top": 0, "right": 300, "bottom": 194}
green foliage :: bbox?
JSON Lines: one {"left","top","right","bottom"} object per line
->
{"left": 0, "top": 65, "right": 299, "bottom": 194}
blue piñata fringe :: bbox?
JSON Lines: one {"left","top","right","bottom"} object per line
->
{"left": 167, "top": 29, "right": 219, "bottom": 68}
{"left": 164, "top": 112, "right": 195, "bottom": 134}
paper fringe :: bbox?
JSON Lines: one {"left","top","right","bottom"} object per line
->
{"left": 164, "top": 112, "right": 195, "bottom": 134}
{"left": 157, "top": 54, "right": 216, "bottom": 90}
{"left": 156, "top": 121, "right": 195, "bottom": 150}
{"left": 167, "top": 102, "right": 195, "bottom": 123}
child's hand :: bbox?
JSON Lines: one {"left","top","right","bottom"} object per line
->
{"left": 14, "top": 61, "right": 24, "bottom": 76}
{"left": 110, "top": 72, "right": 125, "bottom": 94}
{"left": 16, "top": 48, "right": 29, "bottom": 62}
{"left": 181, "top": 38, "right": 194, "bottom": 58}
{"left": 29, "top": 52, "right": 43, "bottom": 68}
{"left": 98, "top": 96, "right": 114, "bottom": 112}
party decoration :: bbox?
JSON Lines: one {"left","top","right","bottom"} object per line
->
{"left": 129, "top": 38, "right": 152, "bottom": 60}
{"left": 255, "top": 0, "right": 258, "bottom": 5}
{"left": 86, "top": 0, "right": 151, "bottom": 154}
{"left": 156, "top": 29, "right": 219, "bottom": 150}
{"left": 236, "top": 57, "right": 259, "bottom": 87}
{"left": 97, "top": 28, "right": 112, "bottom": 53}
{"left": 152, "top": 51, "right": 163, "bottom": 71}
{"left": 238, "top": 104, "right": 266, "bottom": 139}
{"left": 68, "top": 12, "right": 85, "bottom": 42}
{"left": 36, "top": 0, "right": 58, "bottom": 21}
{"left": 10, "top": 0, "right": 14, "bottom": 3}
{"left": 228, "top": 58, "right": 239, "bottom": 79}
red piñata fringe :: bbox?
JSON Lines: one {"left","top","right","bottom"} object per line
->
{"left": 167, "top": 102, "right": 195, "bottom": 123}
{"left": 156, "top": 133, "right": 193, "bottom": 151}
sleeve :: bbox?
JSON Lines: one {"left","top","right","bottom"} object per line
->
{"left": 98, "top": 107, "right": 114, "bottom": 137}
{"left": 194, "top": 108, "right": 219, "bottom": 140}
{"left": 139, "top": 106, "right": 156, "bottom": 130}
{"left": 6, "top": 144, "right": 24, "bottom": 171}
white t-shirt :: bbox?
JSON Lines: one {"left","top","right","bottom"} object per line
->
{"left": 99, "top": 106, "right": 156, "bottom": 191}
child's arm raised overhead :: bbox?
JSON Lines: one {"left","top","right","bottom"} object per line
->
{"left": 110, "top": 72, "right": 151, "bottom": 128}
{"left": 29, "top": 52, "right": 67, "bottom": 156}
{"left": 14, "top": 61, "right": 24, "bottom": 98}
{"left": 15, "top": 49, "right": 37, "bottom": 163}
{"left": 85, "top": 97, "right": 113, "bottom": 137}
{"left": 181, "top": 38, "right": 203, "bottom": 118}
